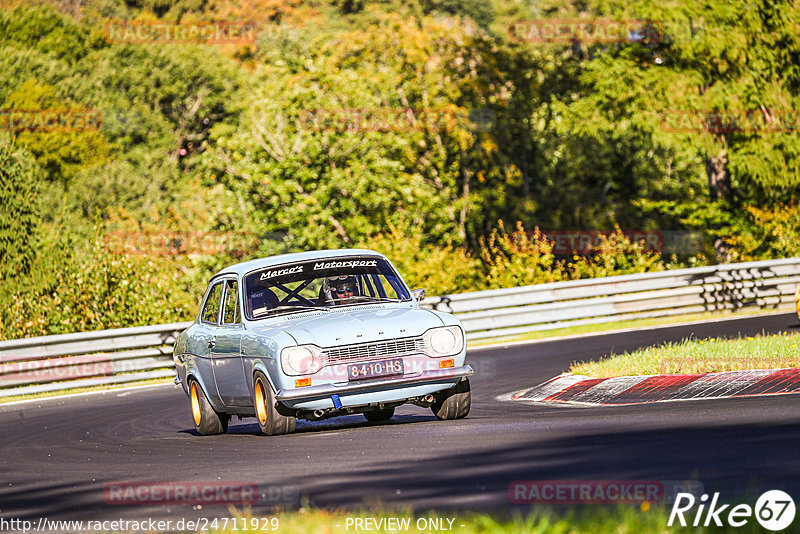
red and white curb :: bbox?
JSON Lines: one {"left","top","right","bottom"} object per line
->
{"left": 509, "top": 368, "right": 800, "bottom": 405}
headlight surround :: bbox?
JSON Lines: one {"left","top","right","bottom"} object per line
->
{"left": 280, "top": 345, "right": 323, "bottom": 376}
{"left": 422, "top": 325, "right": 464, "bottom": 357}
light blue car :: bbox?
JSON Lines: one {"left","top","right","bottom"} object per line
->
{"left": 173, "top": 249, "right": 473, "bottom": 435}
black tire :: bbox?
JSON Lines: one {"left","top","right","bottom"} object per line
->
{"left": 431, "top": 378, "right": 471, "bottom": 420}
{"left": 253, "top": 372, "right": 296, "bottom": 436}
{"left": 364, "top": 407, "right": 395, "bottom": 422}
{"left": 189, "top": 378, "right": 229, "bottom": 435}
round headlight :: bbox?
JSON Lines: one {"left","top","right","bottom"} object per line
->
{"left": 430, "top": 329, "right": 457, "bottom": 354}
{"left": 285, "top": 346, "right": 316, "bottom": 374}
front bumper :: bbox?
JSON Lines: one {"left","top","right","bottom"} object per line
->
{"left": 275, "top": 365, "right": 473, "bottom": 403}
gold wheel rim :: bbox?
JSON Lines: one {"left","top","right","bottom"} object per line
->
{"left": 255, "top": 380, "right": 268, "bottom": 426}
{"left": 190, "top": 383, "right": 202, "bottom": 426}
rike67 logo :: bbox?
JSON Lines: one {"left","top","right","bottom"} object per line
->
{"left": 669, "top": 490, "right": 796, "bottom": 531}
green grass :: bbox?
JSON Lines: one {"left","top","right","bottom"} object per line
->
{"left": 570, "top": 332, "right": 800, "bottom": 378}
{"left": 467, "top": 307, "right": 793, "bottom": 347}
{"left": 206, "top": 505, "right": 776, "bottom": 533}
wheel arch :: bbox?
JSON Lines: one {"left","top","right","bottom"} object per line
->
{"left": 186, "top": 371, "right": 227, "bottom": 414}
{"left": 250, "top": 359, "right": 280, "bottom": 394}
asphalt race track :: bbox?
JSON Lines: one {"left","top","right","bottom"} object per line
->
{"left": 2, "top": 312, "right": 799, "bottom": 522}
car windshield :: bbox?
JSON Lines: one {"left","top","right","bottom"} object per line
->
{"left": 243, "top": 256, "right": 411, "bottom": 319}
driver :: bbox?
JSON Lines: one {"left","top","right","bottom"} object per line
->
{"left": 323, "top": 275, "right": 360, "bottom": 304}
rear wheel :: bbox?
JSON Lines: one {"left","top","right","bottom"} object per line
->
{"left": 253, "top": 372, "right": 296, "bottom": 435}
{"left": 189, "top": 378, "right": 228, "bottom": 435}
{"left": 431, "top": 378, "right": 471, "bottom": 420}
{"left": 364, "top": 407, "right": 395, "bottom": 422}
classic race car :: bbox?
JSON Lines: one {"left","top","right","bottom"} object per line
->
{"left": 173, "top": 249, "right": 473, "bottom": 435}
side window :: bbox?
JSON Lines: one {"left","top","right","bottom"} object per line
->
{"left": 201, "top": 282, "right": 223, "bottom": 324}
{"left": 222, "top": 280, "right": 240, "bottom": 324}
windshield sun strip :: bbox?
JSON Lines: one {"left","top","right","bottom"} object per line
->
{"left": 242, "top": 257, "right": 412, "bottom": 320}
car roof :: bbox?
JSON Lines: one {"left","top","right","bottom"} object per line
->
{"left": 210, "top": 248, "right": 389, "bottom": 280}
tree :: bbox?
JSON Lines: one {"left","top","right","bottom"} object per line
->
{"left": 532, "top": 0, "right": 800, "bottom": 260}
{"left": 202, "top": 13, "right": 534, "bottom": 251}
{"left": 0, "top": 141, "right": 43, "bottom": 283}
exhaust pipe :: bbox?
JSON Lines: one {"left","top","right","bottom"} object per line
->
{"left": 409, "top": 394, "right": 436, "bottom": 407}
{"left": 313, "top": 409, "right": 325, "bottom": 418}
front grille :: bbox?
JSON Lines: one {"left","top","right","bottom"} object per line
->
{"left": 322, "top": 337, "right": 424, "bottom": 365}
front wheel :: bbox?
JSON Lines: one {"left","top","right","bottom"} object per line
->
{"left": 253, "top": 372, "right": 296, "bottom": 436}
{"left": 431, "top": 378, "right": 471, "bottom": 420}
{"left": 189, "top": 378, "right": 229, "bottom": 435}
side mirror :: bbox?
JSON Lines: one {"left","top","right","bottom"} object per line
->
{"left": 411, "top": 288, "right": 426, "bottom": 302}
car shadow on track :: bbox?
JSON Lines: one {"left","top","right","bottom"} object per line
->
{"left": 5, "top": 407, "right": 800, "bottom": 521}
{"left": 249, "top": 418, "right": 800, "bottom": 513}
{"left": 176, "top": 413, "right": 439, "bottom": 437}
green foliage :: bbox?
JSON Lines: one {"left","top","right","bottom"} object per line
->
{"left": 203, "top": 13, "right": 542, "bottom": 252}
{"left": 0, "top": 45, "right": 72, "bottom": 103}
{"left": 0, "top": 4, "right": 101, "bottom": 64}
{"left": 480, "top": 221, "right": 566, "bottom": 288}
{"left": 567, "top": 230, "right": 665, "bottom": 279}
{"left": 480, "top": 222, "right": 665, "bottom": 289}
{"left": 68, "top": 44, "right": 243, "bottom": 157}
{"left": 0, "top": 142, "right": 43, "bottom": 283}
{"left": 1, "top": 80, "right": 110, "bottom": 185}
{"left": 122, "top": 0, "right": 205, "bottom": 18}
{"left": 0, "top": 233, "right": 197, "bottom": 340}
{"left": 542, "top": 0, "right": 800, "bottom": 250}
{"left": 725, "top": 203, "right": 800, "bottom": 261}
{"left": 357, "top": 223, "right": 483, "bottom": 296}
{"left": 420, "top": 0, "right": 496, "bottom": 29}
{"left": 330, "top": 0, "right": 365, "bottom": 15}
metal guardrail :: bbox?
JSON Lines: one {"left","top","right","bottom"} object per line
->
{"left": 423, "top": 257, "right": 800, "bottom": 340}
{"left": 1, "top": 257, "right": 798, "bottom": 398}
{"left": 0, "top": 322, "right": 191, "bottom": 398}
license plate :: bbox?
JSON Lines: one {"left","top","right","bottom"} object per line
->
{"left": 347, "top": 358, "right": 404, "bottom": 381}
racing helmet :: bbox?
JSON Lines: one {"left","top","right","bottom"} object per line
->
{"left": 323, "top": 275, "right": 360, "bottom": 303}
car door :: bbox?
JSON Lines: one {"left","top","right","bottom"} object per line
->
{"left": 194, "top": 280, "right": 225, "bottom": 403}
{"left": 211, "top": 278, "right": 250, "bottom": 406}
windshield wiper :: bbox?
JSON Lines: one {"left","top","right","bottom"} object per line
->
{"left": 254, "top": 305, "right": 324, "bottom": 317}
{"left": 336, "top": 296, "right": 402, "bottom": 304}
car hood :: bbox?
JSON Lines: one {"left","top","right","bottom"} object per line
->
{"left": 251, "top": 305, "right": 445, "bottom": 348}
